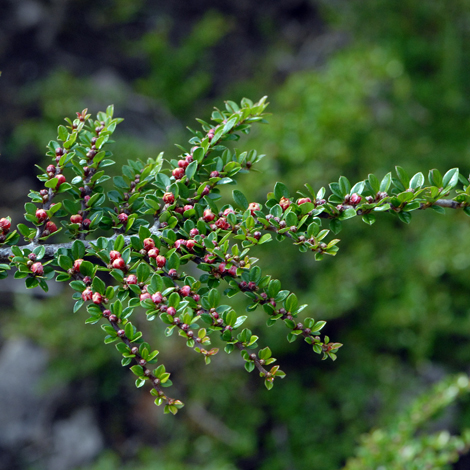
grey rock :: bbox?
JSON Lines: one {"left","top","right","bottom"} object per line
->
{"left": 47, "top": 409, "right": 104, "bottom": 470}
{"left": 0, "top": 338, "right": 48, "bottom": 447}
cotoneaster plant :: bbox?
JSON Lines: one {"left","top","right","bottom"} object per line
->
{"left": 0, "top": 96, "right": 469, "bottom": 415}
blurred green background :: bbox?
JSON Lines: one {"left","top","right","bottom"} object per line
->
{"left": 2, "top": 0, "right": 470, "bottom": 469}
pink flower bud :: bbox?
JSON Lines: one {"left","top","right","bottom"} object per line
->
{"left": 31, "top": 262, "right": 44, "bottom": 276}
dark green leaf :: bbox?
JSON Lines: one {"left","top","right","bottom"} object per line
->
{"left": 233, "top": 190, "right": 248, "bottom": 210}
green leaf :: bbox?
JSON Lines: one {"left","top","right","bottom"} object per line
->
{"left": 274, "top": 182, "right": 290, "bottom": 200}
{"left": 312, "top": 321, "right": 326, "bottom": 332}
{"left": 72, "top": 240, "right": 85, "bottom": 260}
{"left": 130, "top": 365, "right": 144, "bottom": 377}
{"left": 70, "top": 280, "right": 86, "bottom": 291}
{"left": 79, "top": 260, "right": 94, "bottom": 277}
{"left": 167, "top": 252, "right": 180, "bottom": 271}
{"left": 18, "top": 224, "right": 32, "bottom": 238}
{"left": 430, "top": 204, "right": 446, "bottom": 214}
{"left": 329, "top": 219, "right": 342, "bottom": 234}
{"left": 234, "top": 315, "right": 248, "bottom": 329}
{"left": 442, "top": 168, "right": 459, "bottom": 190}
{"left": 57, "top": 125, "right": 68, "bottom": 141}
{"left": 368, "top": 174, "right": 380, "bottom": 193}
{"left": 185, "top": 161, "right": 198, "bottom": 180}
{"left": 92, "top": 276, "right": 106, "bottom": 295}
{"left": 259, "top": 347, "right": 272, "bottom": 360}
{"left": 398, "top": 211, "right": 412, "bottom": 224}
{"left": 362, "top": 214, "right": 376, "bottom": 225}
{"left": 338, "top": 176, "right": 351, "bottom": 196}
{"left": 137, "top": 263, "right": 150, "bottom": 283}
{"left": 25, "top": 277, "right": 39, "bottom": 289}
{"left": 114, "top": 234, "right": 125, "bottom": 252}
{"left": 33, "top": 245, "right": 46, "bottom": 260}
{"left": 58, "top": 255, "right": 73, "bottom": 270}
{"left": 429, "top": 169, "right": 443, "bottom": 188}
{"left": 267, "top": 279, "right": 281, "bottom": 299}
{"left": 395, "top": 166, "right": 410, "bottom": 189}
{"left": 409, "top": 172, "right": 424, "bottom": 189}
{"left": 233, "top": 190, "right": 248, "bottom": 210}
{"left": 207, "top": 289, "right": 220, "bottom": 309}
{"left": 285, "top": 293, "right": 298, "bottom": 313}
{"left": 379, "top": 172, "right": 392, "bottom": 192}
{"left": 44, "top": 178, "right": 58, "bottom": 189}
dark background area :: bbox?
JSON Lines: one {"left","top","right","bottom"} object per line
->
{"left": 2, "top": 0, "right": 470, "bottom": 469}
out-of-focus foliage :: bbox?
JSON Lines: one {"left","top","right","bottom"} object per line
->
{"left": 133, "top": 10, "right": 232, "bottom": 117}
{"left": 344, "top": 374, "right": 470, "bottom": 469}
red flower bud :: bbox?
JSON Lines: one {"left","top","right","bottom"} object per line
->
{"left": 172, "top": 167, "right": 185, "bottom": 179}
{"left": 109, "top": 250, "right": 121, "bottom": 261}
{"left": 70, "top": 214, "right": 83, "bottom": 224}
{"left": 148, "top": 248, "right": 160, "bottom": 258}
{"left": 126, "top": 274, "right": 138, "bottom": 285}
{"left": 178, "top": 160, "right": 189, "bottom": 169}
{"left": 204, "top": 254, "right": 215, "bottom": 264}
{"left": 297, "top": 197, "right": 312, "bottom": 205}
{"left": 279, "top": 197, "right": 291, "bottom": 211}
{"left": 31, "top": 262, "right": 44, "bottom": 276}
{"left": 186, "top": 239, "right": 196, "bottom": 251}
{"left": 203, "top": 209, "right": 215, "bottom": 222}
{"left": 189, "top": 228, "right": 199, "bottom": 237}
{"left": 45, "top": 221, "right": 57, "bottom": 233}
{"left": 180, "top": 285, "right": 191, "bottom": 297}
{"left": 350, "top": 193, "right": 362, "bottom": 205}
{"left": 73, "top": 259, "right": 84, "bottom": 272}
{"left": 112, "top": 257, "right": 126, "bottom": 270}
{"left": 248, "top": 202, "right": 261, "bottom": 215}
{"left": 118, "top": 213, "right": 128, "bottom": 224}
{"left": 215, "top": 217, "right": 230, "bottom": 230}
{"left": 92, "top": 292, "right": 103, "bottom": 304}
{"left": 81, "top": 288, "right": 93, "bottom": 301}
{"left": 151, "top": 292, "right": 163, "bottom": 304}
{"left": 174, "top": 239, "right": 187, "bottom": 250}
{"left": 55, "top": 174, "right": 66, "bottom": 187}
{"left": 163, "top": 192, "right": 175, "bottom": 204}
{"left": 156, "top": 255, "right": 166, "bottom": 268}
{"left": 36, "top": 209, "right": 48, "bottom": 222}
{"left": 143, "top": 238, "right": 155, "bottom": 251}
{"left": 140, "top": 292, "right": 151, "bottom": 301}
